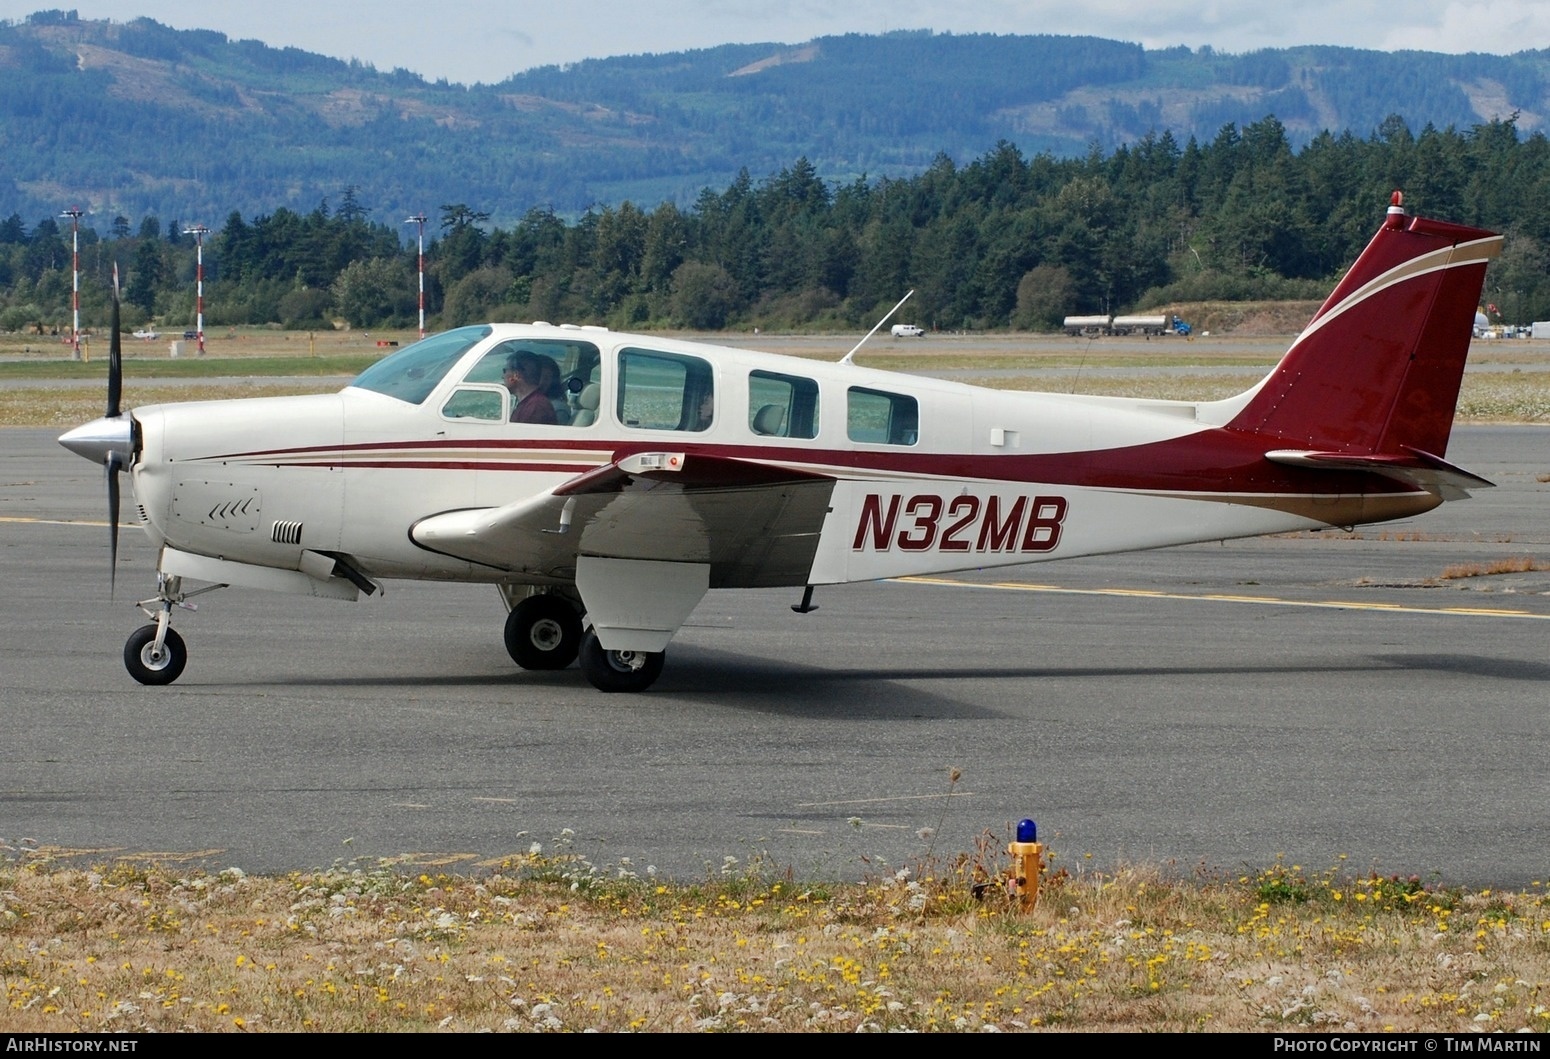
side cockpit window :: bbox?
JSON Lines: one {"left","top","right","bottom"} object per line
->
{"left": 454, "top": 338, "right": 601, "bottom": 426}
{"left": 847, "top": 387, "right": 918, "bottom": 445}
{"left": 748, "top": 370, "right": 819, "bottom": 439}
{"left": 439, "top": 387, "right": 507, "bottom": 421}
{"left": 618, "top": 348, "right": 715, "bottom": 432}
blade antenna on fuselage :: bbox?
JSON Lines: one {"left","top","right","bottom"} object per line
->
{"left": 840, "top": 289, "right": 913, "bottom": 365}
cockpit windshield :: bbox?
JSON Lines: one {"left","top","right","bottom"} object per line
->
{"left": 348, "top": 326, "right": 492, "bottom": 404}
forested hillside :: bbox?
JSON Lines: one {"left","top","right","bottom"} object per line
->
{"left": 3, "top": 10, "right": 1550, "bottom": 227}
{"left": 6, "top": 116, "right": 1549, "bottom": 337}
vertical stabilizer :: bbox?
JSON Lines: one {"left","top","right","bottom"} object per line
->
{"left": 1228, "top": 194, "right": 1500, "bottom": 458}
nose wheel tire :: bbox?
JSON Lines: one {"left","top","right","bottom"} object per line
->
{"left": 124, "top": 625, "right": 187, "bottom": 685}
{"left": 578, "top": 629, "right": 664, "bottom": 693}
{"left": 504, "top": 595, "right": 583, "bottom": 670}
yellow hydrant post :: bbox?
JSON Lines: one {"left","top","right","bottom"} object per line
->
{"left": 1007, "top": 818, "right": 1042, "bottom": 912}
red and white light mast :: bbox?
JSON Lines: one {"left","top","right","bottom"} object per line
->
{"left": 60, "top": 207, "right": 84, "bottom": 361}
{"left": 183, "top": 224, "right": 209, "bottom": 355}
{"left": 405, "top": 213, "right": 427, "bottom": 339}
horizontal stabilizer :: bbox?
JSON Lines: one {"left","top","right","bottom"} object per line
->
{"left": 1264, "top": 448, "right": 1494, "bottom": 501}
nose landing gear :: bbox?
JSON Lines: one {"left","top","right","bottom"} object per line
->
{"left": 122, "top": 574, "right": 220, "bottom": 686}
{"left": 124, "top": 624, "right": 186, "bottom": 685}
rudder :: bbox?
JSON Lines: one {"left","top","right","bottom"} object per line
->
{"left": 1228, "top": 194, "right": 1500, "bottom": 459}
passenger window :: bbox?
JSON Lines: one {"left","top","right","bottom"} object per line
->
{"left": 749, "top": 370, "right": 819, "bottom": 439}
{"left": 618, "top": 348, "right": 715, "bottom": 432}
{"left": 847, "top": 387, "right": 918, "bottom": 445}
{"left": 461, "top": 338, "right": 600, "bottom": 426}
{"left": 440, "top": 386, "right": 507, "bottom": 422}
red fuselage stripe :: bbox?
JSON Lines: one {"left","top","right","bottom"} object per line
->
{"left": 195, "top": 429, "right": 1412, "bottom": 496}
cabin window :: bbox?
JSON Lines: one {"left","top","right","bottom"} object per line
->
{"left": 439, "top": 386, "right": 507, "bottom": 422}
{"left": 847, "top": 387, "right": 918, "bottom": 445}
{"left": 748, "top": 370, "right": 819, "bottom": 439}
{"left": 350, "top": 326, "right": 491, "bottom": 405}
{"left": 462, "top": 338, "right": 601, "bottom": 426}
{"left": 618, "top": 348, "right": 715, "bottom": 432}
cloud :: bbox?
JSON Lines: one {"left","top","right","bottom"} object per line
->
{"left": 1378, "top": 1, "right": 1550, "bottom": 55}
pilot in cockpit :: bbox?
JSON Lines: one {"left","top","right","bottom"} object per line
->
{"left": 504, "top": 351, "right": 559, "bottom": 425}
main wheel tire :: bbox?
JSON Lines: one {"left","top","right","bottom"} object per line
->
{"left": 577, "top": 629, "right": 664, "bottom": 693}
{"left": 124, "top": 625, "right": 187, "bottom": 685}
{"left": 504, "top": 595, "right": 583, "bottom": 670}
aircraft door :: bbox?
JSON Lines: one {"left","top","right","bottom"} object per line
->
{"left": 443, "top": 338, "right": 606, "bottom": 508}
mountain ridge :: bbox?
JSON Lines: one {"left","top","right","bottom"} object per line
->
{"left": 2, "top": 11, "right": 1547, "bottom": 228}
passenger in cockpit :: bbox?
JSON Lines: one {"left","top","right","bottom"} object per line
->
{"left": 536, "top": 357, "right": 572, "bottom": 424}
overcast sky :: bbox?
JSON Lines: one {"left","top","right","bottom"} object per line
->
{"left": 3, "top": 1, "right": 1546, "bottom": 84}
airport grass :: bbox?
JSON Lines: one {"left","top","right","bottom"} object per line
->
{"left": 0, "top": 328, "right": 410, "bottom": 365}
{"left": 6, "top": 329, "right": 1550, "bottom": 426}
{"left": 955, "top": 372, "right": 1550, "bottom": 422}
{"left": 1, "top": 384, "right": 349, "bottom": 428}
{"left": 847, "top": 352, "right": 1281, "bottom": 371}
{"left": 4, "top": 842, "right": 1550, "bottom": 1033}
{"left": 1454, "top": 373, "right": 1550, "bottom": 422}
{"left": 8, "top": 372, "right": 1550, "bottom": 430}
{"left": 0, "top": 355, "right": 379, "bottom": 380}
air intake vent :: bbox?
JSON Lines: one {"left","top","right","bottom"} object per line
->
{"left": 271, "top": 520, "right": 303, "bottom": 545}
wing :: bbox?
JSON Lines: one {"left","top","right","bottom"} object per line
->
{"left": 410, "top": 451, "right": 836, "bottom": 588}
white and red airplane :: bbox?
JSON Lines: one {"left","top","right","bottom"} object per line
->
{"left": 60, "top": 193, "right": 1501, "bottom": 692}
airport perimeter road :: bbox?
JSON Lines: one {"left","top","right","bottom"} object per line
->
{"left": 3, "top": 427, "right": 1547, "bottom": 884}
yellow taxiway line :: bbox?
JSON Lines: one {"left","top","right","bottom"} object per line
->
{"left": 897, "top": 575, "right": 1550, "bottom": 620}
{"left": 0, "top": 516, "right": 140, "bottom": 529}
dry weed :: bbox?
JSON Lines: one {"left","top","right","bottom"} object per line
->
{"left": 4, "top": 847, "right": 1550, "bottom": 1033}
{"left": 1438, "top": 556, "right": 1549, "bottom": 580}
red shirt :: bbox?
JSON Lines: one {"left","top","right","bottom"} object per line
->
{"left": 512, "top": 388, "right": 558, "bottom": 424}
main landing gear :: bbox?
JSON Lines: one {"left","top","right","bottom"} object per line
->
{"left": 503, "top": 594, "right": 583, "bottom": 670}
{"left": 577, "top": 630, "right": 664, "bottom": 693}
{"left": 501, "top": 590, "right": 665, "bottom": 692}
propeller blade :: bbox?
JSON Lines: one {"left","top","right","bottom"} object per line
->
{"left": 107, "top": 265, "right": 122, "bottom": 419}
{"left": 106, "top": 450, "right": 122, "bottom": 598}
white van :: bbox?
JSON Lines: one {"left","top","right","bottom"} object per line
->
{"left": 890, "top": 324, "right": 924, "bottom": 337}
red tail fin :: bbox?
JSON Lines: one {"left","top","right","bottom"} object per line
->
{"left": 1228, "top": 195, "right": 1500, "bottom": 458}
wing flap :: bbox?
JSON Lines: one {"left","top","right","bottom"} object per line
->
{"left": 411, "top": 451, "right": 837, "bottom": 587}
